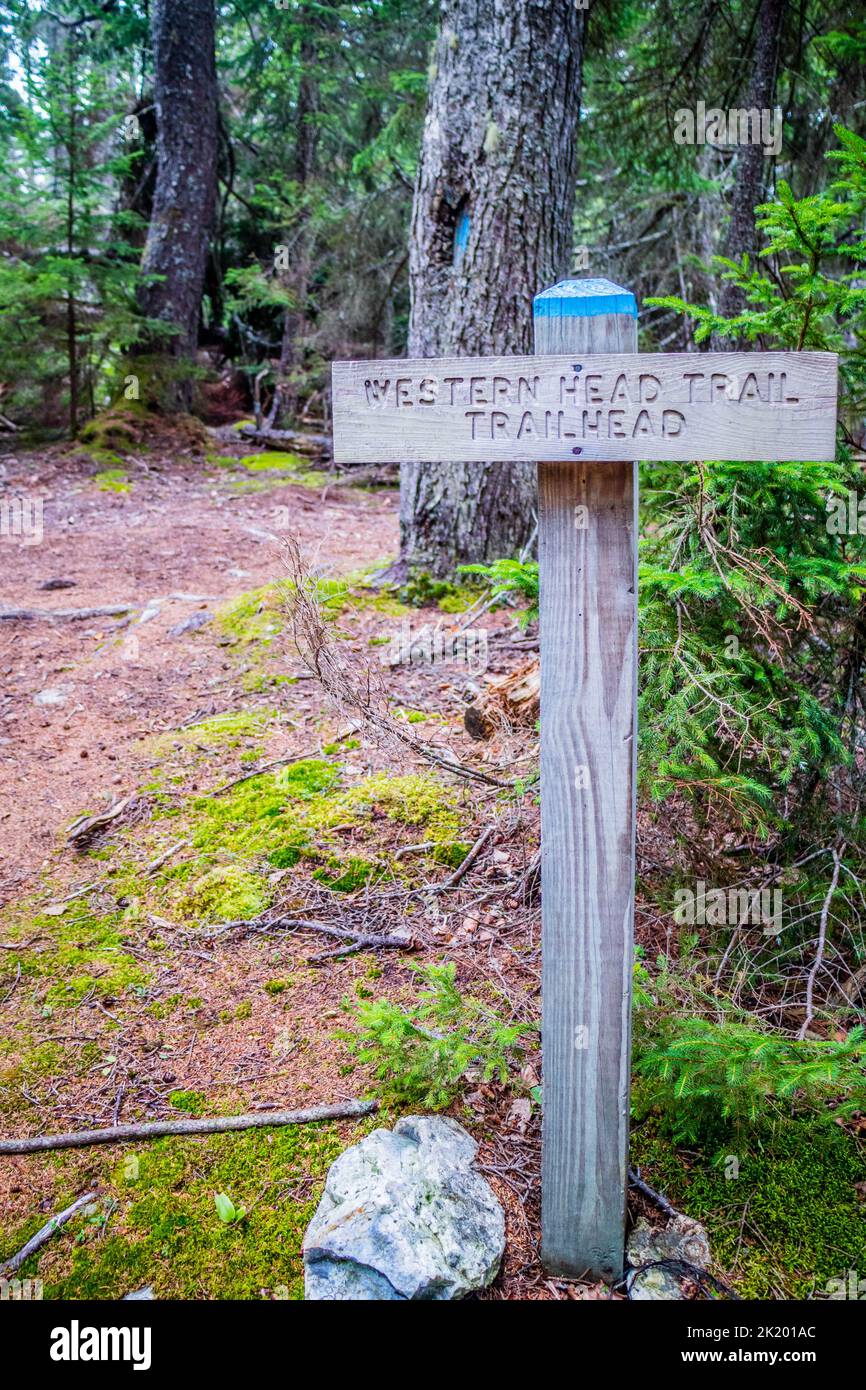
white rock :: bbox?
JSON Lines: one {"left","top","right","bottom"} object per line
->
{"left": 303, "top": 1115, "right": 505, "bottom": 1300}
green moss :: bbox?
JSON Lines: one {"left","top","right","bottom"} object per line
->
{"left": 0, "top": 901, "right": 148, "bottom": 1008}
{"left": 215, "top": 586, "right": 283, "bottom": 646}
{"left": 78, "top": 404, "right": 147, "bottom": 452}
{"left": 432, "top": 841, "right": 470, "bottom": 869}
{"left": 237, "top": 451, "right": 329, "bottom": 488}
{"left": 395, "top": 708, "right": 428, "bottom": 724}
{"left": 179, "top": 766, "right": 461, "bottom": 902}
{"left": 263, "top": 979, "right": 289, "bottom": 995}
{"left": 188, "top": 759, "right": 341, "bottom": 865}
{"left": 177, "top": 865, "right": 269, "bottom": 923}
{"left": 339, "top": 773, "right": 461, "bottom": 837}
{"left": 276, "top": 759, "right": 341, "bottom": 800}
{"left": 169, "top": 1090, "right": 206, "bottom": 1115}
{"left": 0, "top": 1038, "right": 63, "bottom": 1091}
{"left": 155, "top": 708, "right": 281, "bottom": 753}
{"left": 93, "top": 467, "right": 131, "bottom": 493}
{"left": 312, "top": 856, "right": 381, "bottom": 893}
{"left": 239, "top": 451, "right": 306, "bottom": 471}
{"left": 267, "top": 846, "right": 303, "bottom": 869}
{"left": 148, "top": 993, "right": 185, "bottom": 1020}
{"left": 631, "top": 1116, "right": 866, "bottom": 1299}
{"left": 13, "top": 1119, "right": 379, "bottom": 1300}
{"left": 322, "top": 738, "right": 360, "bottom": 754}
{"left": 399, "top": 570, "right": 478, "bottom": 612}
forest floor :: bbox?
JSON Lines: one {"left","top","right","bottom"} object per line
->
{"left": 0, "top": 422, "right": 862, "bottom": 1301}
{"left": 0, "top": 423, "right": 565, "bottom": 1300}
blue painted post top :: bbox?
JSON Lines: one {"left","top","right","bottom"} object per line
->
{"left": 533, "top": 278, "right": 638, "bottom": 319}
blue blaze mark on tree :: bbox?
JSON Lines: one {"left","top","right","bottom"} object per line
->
{"left": 453, "top": 208, "right": 471, "bottom": 265}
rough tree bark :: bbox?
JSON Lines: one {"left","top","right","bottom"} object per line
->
{"left": 135, "top": 0, "right": 218, "bottom": 407}
{"left": 399, "top": 0, "right": 586, "bottom": 578}
{"left": 717, "top": 0, "right": 785, "bottom": 323}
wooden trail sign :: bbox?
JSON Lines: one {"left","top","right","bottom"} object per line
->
{"left": 332, "top": 350, "right": 837, "bottom": 464}
{"left": 331, "top": 278, "right": 839, "bottom": 1284}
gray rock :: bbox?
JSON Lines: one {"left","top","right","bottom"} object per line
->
{"left": 626, "top": 1214, "right": 711, "bottom": 1300}
{"left": 303, "top": 1115, "right": 505, "bottom": 1301}
{"left": 122, "top": 1285, "right": 155, "bottom": 1300}
{"left": 627, "top": 1265, "right": 686, "bottom": 1301}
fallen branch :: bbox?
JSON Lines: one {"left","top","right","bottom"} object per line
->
{"left": 145, "top": 839, "right": 189, "bottom": 874}
{"left": 0, "top": 1098, "right": 378, "bottom": 1155}
{"left": 628, "top": 1166, "right": 678, "bottom": 1218}
{"left": 289, "top": 917, "right": 415, "bottom": 961}
{"left": 223, "top": 913, "right": 415, "bottom": 956}
{"left": 237, "top": 424, "right": 331, "bottom": 452}
{"left": 0, "top": 1190, "right": 96, "bottom": 1274}
{"left": 0, "top": 603, "right": 137, "bottom": 622}
{"left": 66, "top": 794, "right": 141, "bottom": 846}
{"left": 435, "top": 825, "right": 494, "bottom": 893}
{"left": 799, "top": 846, "right": 843, "bottom": 1040}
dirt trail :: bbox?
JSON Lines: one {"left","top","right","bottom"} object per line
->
{"left": 0, "top": 441, "right": 398, "bottom": 900}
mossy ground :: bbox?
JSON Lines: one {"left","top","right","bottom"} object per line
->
{"left": 182, "top": 762, "right": 465, "bottom": 889}
{"left": 632, "top": 1116, "right": 866, "bottom": 1298}
{"left": 0, "top": 896, "right": 150, "bottom": 1014}
{"left": 0, "top": 755, "right": 465, "bottom": 1035}
{"left": 0, "top": 431, "right": 483, "bottom": 1300}
{"left": 209, "top": 575, "right": 408, "bottom": 693}
{"left": 147, "top": 707, "right": 286, "bottom": 770}
{"left": 1, "top": 1116, "right": 382, "bottom": 1300}
{"left": 93, "top": 467, "right": 131, "bottom": 494}
{"left": 209, "top": 450, "right": 331, "bottom": 493}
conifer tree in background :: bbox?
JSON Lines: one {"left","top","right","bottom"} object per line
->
{"left": 717, "top": 0, "right": 786, "bottom": 324}
{"left": 0, "top": 7, "right": 142, "bottom": 435}
{"left": 134, "top": 0, "right": 218, "bottom": 408}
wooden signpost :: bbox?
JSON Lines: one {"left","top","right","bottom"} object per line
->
{"left": 331, "top": 278, "right": 838, "bottom": 1283}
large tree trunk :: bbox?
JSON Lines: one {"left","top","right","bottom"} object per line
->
{"left": 136, "top": 0, "right": 218, "bottom": 408}
{"left": 717, "top": 0, "right": 785, "bottom": 323}
{"left": 399, "top": 0, "right": 586, "bottom": 578}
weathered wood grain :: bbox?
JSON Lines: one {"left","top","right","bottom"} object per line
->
{"left": 332, "top": 349, "right": 838, "bottom": 463}
{"left": 535, "top": 281, "right": 638, "bottom": 1282}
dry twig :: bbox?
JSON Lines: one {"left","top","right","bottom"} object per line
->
{"left": 0, "top": 1098, "right": 378, "bottom": 1155}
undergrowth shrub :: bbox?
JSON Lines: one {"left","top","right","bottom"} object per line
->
{"left": 458, "top": 558, "right": 539, "bottom": 627}
{"left": 339, "top": 960, "right": 532, "bottom": 1109}
{"left": 633, "top": 956, "right": 866, "bottom": 1143}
